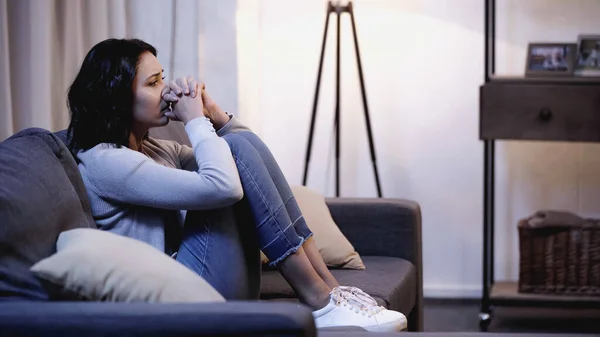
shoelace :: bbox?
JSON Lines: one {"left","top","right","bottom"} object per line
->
{"left": 330, "top": 287, "right": 383, "bottom": 318}
{"left": 336, "top": 286, "right": 379, "bottom": 307}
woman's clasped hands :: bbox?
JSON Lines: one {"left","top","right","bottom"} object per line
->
{"left": 161, "top": 76, "right": 209, "bottom": 125}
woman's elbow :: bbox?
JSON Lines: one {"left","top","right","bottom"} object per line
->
{"left": 231, "top": 184, "right": 244, "bottom": 203}
{"left": 221, "top": 181, "right": 244, "bottom": 205}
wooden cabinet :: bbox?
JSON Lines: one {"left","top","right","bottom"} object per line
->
{"left": 478, "top": 0, "right": 600, "bottom": 331}
{"left": 479, "top": 79, "right": 600, "bottom": 331}
{"left": 480, "top": 83, "right": 600, "bottom": 142}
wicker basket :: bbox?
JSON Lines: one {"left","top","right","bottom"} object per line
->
{"left": 518, "top": 210, "right": 600, "bottom": 296}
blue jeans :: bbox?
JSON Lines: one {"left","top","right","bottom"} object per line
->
{"left": 176, "top": 131, "right": 313, "bottom": 300}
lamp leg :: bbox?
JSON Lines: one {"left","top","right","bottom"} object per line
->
{"left": 334, "top": 7, "right": 341, "bottom": 197}
{"left": 348, "top": 2, "right": 382, "bottom": 197}
{"left": 303, "top": 2, "right": 333, "bottom": 186}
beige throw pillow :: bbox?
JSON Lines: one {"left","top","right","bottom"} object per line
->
{"left": 31, "top": 228, "right": 225, "bottom": 303}
{"left": 261, "top": 185, "right": 365, "bottom": 270}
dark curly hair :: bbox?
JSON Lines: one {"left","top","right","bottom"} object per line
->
{"left": 67, "top": 38, "right": 157, "bottom": 151}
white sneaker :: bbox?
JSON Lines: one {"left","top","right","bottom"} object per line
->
{"left": 312, "top": 286, "right": 407, "bottom": 332}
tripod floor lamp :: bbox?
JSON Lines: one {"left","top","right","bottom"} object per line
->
{"left": 302, "top": 1, "right": 382, "bottom": 197}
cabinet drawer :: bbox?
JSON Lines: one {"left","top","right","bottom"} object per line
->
{"left": 480, "top": 84, "right": 600, "bottom": 142}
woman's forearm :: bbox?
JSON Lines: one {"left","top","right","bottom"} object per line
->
{"left": 201, "top": 89, "right": 230, "bottom": 129}
{"left": 207, "top": 105, "right": 230, "bottom": 130}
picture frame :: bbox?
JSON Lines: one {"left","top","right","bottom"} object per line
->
{"left": 525, "top": 43, "right": 577, "bottom": 78}
{"left": 574, "top": 35, "right": 600, "bottom": 77}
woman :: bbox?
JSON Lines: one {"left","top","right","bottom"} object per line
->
{"left": 67, "top": 38, "right": 406, "bottom": 332}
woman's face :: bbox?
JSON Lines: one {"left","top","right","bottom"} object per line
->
{"left": 132, "top": 52, "right": 170, "bottom": 128}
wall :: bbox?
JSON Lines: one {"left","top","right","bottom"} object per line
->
{"left": 236, "top": 0, "right": 600, "bottom": 298}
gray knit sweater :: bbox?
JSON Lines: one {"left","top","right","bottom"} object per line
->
{"left": 77, "top": 115, "right": 249, "bottom": 253}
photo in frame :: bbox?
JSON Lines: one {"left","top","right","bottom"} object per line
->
{"left": 525, "top": 43, "right": 576, "bottom": 77}
{"left": 575, "top": 35, "right": 600, "bottom": 77}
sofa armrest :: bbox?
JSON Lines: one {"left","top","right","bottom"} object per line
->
{"left": 0, "top": 301, "right": 316, "bottom": 337}
{"left": 326, "top": 198, "right": 421, "bottom": 264}
{"left": 326, "top": 198, "right": 423, "bottom": 331}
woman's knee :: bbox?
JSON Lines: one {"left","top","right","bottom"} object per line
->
{"left": 223, "top": 133, "right": 252, "bottom": 153}
{"left": 227, "top": 131, "right": 274, "bottom": 158}
{"left": 234, "top": 131, "right": 261, "bottom": 143}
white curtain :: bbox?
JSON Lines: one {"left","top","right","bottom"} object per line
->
{"left": 0, "top": 0, "right": 238, "bottom": 143}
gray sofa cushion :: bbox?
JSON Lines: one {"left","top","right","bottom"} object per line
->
{"left": 0, "top": 128, "right": 96, "bottom": 300}
{"left": 260, "top": 256, "right": 416, "bottom": 315}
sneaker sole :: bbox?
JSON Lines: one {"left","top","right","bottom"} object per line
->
{"left": 362, "top": 318, "right": 408, "bottom": 333}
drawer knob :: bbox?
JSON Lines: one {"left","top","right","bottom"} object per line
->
{"left": 538, "top": 107, "right": 552, "bottom": 122}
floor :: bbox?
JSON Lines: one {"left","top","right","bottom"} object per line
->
{"left": 423, "top": 298, "right": 600, "bottom": 334}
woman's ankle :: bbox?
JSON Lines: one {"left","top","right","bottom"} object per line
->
{"left": 322, "top": 277, "right": 340, "bottom": 289}
{"left": 300, "top": 288, "right": 331, "bottom": 310}
{"left": 276, "top": 248, "right": 333, "bottom": 310}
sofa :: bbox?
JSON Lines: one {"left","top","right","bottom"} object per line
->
{"left": 0, "top": 127, "right": 423, "bottom": 336}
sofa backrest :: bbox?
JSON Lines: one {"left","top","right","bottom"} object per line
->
{"left": 53, "top": 130, "right": 72, "bottom": 153}
{"left": 0, "top": 128, "right": 96, "bottom": 300}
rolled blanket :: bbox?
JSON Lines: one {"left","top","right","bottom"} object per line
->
{"left": 525, "top": 210, "right": 586, "bottom": 228}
